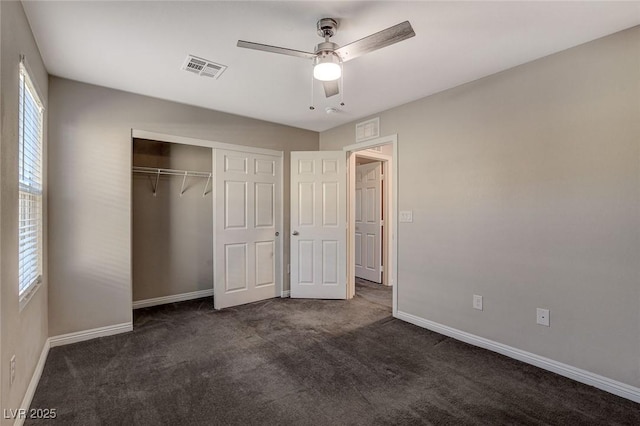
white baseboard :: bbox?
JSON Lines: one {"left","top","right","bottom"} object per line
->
{"left": 395, "top": 310, "right": 640, "bottom": 403}
{"left": 132, "top": 289, "right": 214, "bottom": 309}
{"left": 49, "top": 322, "right": 133, "bottom": 348}
{"left": 281, "top": 290, "right": 290, "bottom": 298}
{"left": 14, "top": 339, "right": 50, "bottom": 426}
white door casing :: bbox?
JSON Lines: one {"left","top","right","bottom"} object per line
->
{"left": 290, "top": 151, "right": 347, "bottom": 299}
{"left": 214, "top": 149, "right": 282, "bottom": 309}
{"left": 355, "top": 162, "right": 382, "bottom": 283}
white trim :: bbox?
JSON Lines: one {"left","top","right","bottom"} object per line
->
{"left": 132, "top": 289, "right": 214, "bottom": 309}
{"left": 395, "top": 310, "right": 640, "bottom": 403}
{"left": 343, "top": 134, "right": 397, "bottom": 153}
{"left": 49, "top": 322, "right": 133, "bottom": 348}
{"left": 344, "top": 134, "right": 398, "bottom": 314}
{"left": 276, "top": 153, "right": 284, "bottom": 297}
{"left": 18, "top": 280, "right": 43, "bottom": 312}
{"left": 212, "top": 148, "right": 219, "bottom": 309}
{"left": 281, "top": 290, "right": 290, "bottom": 298}
{"left": 354, "top": 150, "right": 392, "bottom": 163}
{"left": 13, "top": 340, "right": 50, "bottom": 426}
{"left": 19, "top": 56, "right": 45, "bottom": 111}
{"left": 132, "top": 129, "right": 283, "bottom": 157}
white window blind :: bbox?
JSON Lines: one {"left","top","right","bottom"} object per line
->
{"left": 18, "top": 61, "right": 44, "bottom": 297}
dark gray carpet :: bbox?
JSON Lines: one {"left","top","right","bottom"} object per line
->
{"left": 28, "top": 281, "right": 639, "bottom": 425}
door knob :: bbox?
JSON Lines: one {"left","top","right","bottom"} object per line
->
{"left": 292, "top": 230, "right": 299, "bottom": 236}
{"left": 275, "top": 232, "right": 279, "bottom": 236}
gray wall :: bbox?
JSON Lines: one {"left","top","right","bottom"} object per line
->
{"left": 0, "top": 0, "right": 49, "bottom": 419}
{"left": 48, "top": 77, "right": 318, "bottom": 336}
{"left": 321, "top": 27, "right": 640, "bottom": 388}
{"left": 132, "top": 140, "right": 213, "bottom": 302}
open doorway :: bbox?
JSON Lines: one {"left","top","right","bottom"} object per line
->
{"left": 354, "top": 154, "right": 389, "bottom": 307}
{"left": 355, "top": 156, "right": 384, "bottom": 284}
{"left": 344, "top": 135, "right": 398, "bottom": 314}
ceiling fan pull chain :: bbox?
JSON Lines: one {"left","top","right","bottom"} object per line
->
{"left": 340, "top": 62, "right": 345, "bottom": 107}
{"left": 309, "top": 71, "right": 315, "bottom": 110}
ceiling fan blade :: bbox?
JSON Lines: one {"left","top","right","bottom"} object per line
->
{"left": 237, "top": 40, "right": 316, "bottom": 60}
{"left": 335, "top": 21, "right": 415, "bottom": 63}
{"left": 323, "top": 80, "right": 340, "bottom": 98}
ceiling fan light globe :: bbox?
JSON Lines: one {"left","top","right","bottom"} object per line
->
{"left": 314, "top": 62, "right": 341, "bottom": 81}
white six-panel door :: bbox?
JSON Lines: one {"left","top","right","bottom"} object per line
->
{"left": 290, "top": 151, "right": 346, "bottom": 299}
{"left": 214, "top": 149, "right": 281, "bottom": 309}
{"left": 355, "top": 162, "right": 382, "bottom": 283}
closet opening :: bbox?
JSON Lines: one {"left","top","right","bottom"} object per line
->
{"left": 131, "top": 138, "right": 214, "bottom": 310}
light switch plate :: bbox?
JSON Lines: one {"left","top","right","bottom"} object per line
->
{"left": 399, "top": 210, "right": 413, "bottom": 223}
{"left": 473, "top": 295, "right": 483, "bottom": 311}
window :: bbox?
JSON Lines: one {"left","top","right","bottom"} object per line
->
{"left": 18, "top": 60, "right": 44, "bottom": 299}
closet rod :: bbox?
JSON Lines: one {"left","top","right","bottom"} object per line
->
{"left": 133, "top": 166, "right": 212, "bottom": 197}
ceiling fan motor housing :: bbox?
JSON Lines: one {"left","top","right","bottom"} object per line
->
{"left": 317, "top": 18, "right": 338, "bottom": 39}
{"left": 315, "top": 41, "right": 339, "bottom": 55}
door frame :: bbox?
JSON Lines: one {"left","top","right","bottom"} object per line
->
{"left": 130, "top": 129, "right": 285, "bottom": 307}
{"left": 343, "top": 134, "right": 398, "bottom": 316}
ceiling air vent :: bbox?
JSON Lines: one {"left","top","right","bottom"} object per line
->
{"left": 182, "top": 55, "right": 227, "bottom": 79}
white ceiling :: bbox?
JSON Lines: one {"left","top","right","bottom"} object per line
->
{"left": 23, "top": 1, "right": 640, "bottom": 132}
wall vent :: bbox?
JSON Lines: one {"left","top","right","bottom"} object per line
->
{"left": 356, "top": 117, "right": 380, "bottom": 142}
{"left": 182, "top": 55, "right": 227, "bottom": 79}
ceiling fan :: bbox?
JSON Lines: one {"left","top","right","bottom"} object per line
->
{"left": 237, "top": 18, "right": 415, "bottom": 99}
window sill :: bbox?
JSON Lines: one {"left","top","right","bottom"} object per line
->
{"left": 19, "top": 279, "right": 43, "bottom": 312}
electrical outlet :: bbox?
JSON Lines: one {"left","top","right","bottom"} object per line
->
{"left": 10, "top": 355, "right": 16, "bottom": 386}
{"left": 536, "top": 308, "right": 550, "bottom": 327}
{"left": 473, "top": 295, "right": 483, "bottom": 311}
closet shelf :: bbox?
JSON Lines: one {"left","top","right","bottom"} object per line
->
{"left": 132, "top": 166, "right": 211, "bottom": 178}
{"left": 132, "top": 166, "right": 212, "bottom": 197}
